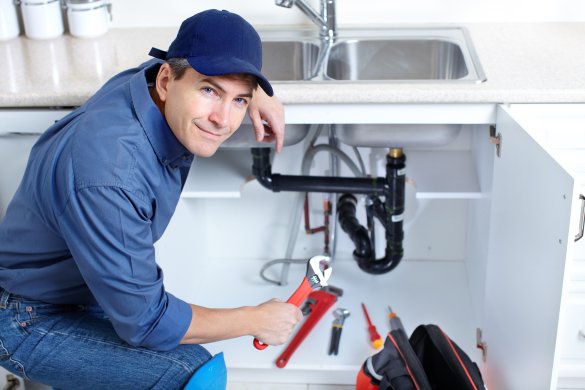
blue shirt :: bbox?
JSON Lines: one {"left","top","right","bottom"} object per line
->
{"left": 0, "top": 59, "right": 194, "bottom": 351}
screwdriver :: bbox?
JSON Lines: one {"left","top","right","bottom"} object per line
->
{"left": 361, "top": 303, "right": 383, "bottom": 349}
{"left": 388, "top": 305, "right": 405, "bottom": 332}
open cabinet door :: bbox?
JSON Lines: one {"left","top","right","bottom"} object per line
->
{"left": 481, "top": 105, "right": 574, "bottom": 390}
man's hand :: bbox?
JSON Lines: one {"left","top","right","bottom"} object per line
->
{"left": 248, "top": 88, "right": 285, "bottom": 153}
{"left": 180, "top": 299, "right": 302, "bottom": 346}
{"left": 251, "top": 299, "right": 303, "bottom": 346}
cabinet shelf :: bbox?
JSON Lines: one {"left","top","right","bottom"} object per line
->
{"left": 406, "top": 150, "right": 481, "bottom": 199}
{"left": 181, "top": 149, "right": 482, "bottom": 199}
{"left": 181, "top": 149, "right": 253, "bottom": 198}
{"left": 159, "top": 257, "right": 479, "bottom": 385}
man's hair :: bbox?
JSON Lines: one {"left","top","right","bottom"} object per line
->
{"left": 167, "top": 58, "right": 192, "bottom": 79}
{"left": 167, "top": 58, "right": 259, "bottom": 90}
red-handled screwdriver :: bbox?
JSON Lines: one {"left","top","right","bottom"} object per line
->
{"left": 361, "top": 303, "right": 383, "bottom": 349}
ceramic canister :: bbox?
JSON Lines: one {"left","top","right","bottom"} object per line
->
{"left": 21, "top": 0, "right": 65, "bottom": 39}
{"left": 0, "top": 0, "right": 20, "bottom": 40}
{"left": 66, "top": 0, "right": 110, "bottom": 38}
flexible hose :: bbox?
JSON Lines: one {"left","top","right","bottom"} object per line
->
{"left": 301, "top": 144, "right": 364, "bottom": 178}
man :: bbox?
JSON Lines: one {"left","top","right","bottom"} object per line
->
{"left": 0, "top": 9, "right": 302, "bottom": 389}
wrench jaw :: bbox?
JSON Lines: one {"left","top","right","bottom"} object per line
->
{"left": 306, "top": 255, "right": 332, "bottom": 289}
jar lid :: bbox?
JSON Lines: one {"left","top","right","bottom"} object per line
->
{"left": 67, "top": 0, "right": 104, "bottom": 4}
{"left": 22, "top": 0, "right": 61, "bottom": 5}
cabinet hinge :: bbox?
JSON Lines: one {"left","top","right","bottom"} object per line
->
{"left": 476, "top": 328, "right": 487, "bottom": 362}
{"left": 489, "top": 125, "right": 502, "bottom": 158}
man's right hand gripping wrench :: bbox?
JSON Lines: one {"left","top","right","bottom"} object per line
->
{"left": 253, "top": 255, "right": 332, "bottom": 350}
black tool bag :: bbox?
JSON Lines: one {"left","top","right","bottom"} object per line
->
{"left": 358, "top": 324, "right": 485, "bottom": 390}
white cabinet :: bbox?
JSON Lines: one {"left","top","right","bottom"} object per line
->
{"left": 1, "top": 104, "right": 585, "bottom": 389}
{"left": 160, "top": 103, "right": 585, "bottom": 389}
{"left": 0, "top": 109, "right": 66, "bottom": 217}
{"left": 482, "top": 104, "right": 585, "bottom": 389}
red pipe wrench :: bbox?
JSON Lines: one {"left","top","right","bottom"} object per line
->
{"left": 253, "top": 255, "right": 332, "bottom": 350}
{"left": 275, "top": 287, "right": 341, "bottom": 368}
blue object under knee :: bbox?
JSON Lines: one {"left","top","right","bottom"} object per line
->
{"left": 183, "top": 352, "right": 227, "bottom": 390}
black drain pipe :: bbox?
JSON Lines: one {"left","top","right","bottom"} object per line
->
{"left": 252, "top": 147, "right": 386, "bottom": 195}
{"left": 251, "top": 147, "right": 405, "bottom": 275}
{"left": 337, "top": 149, "right": 406, "bottom": 274}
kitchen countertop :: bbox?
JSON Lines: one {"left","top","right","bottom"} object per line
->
{"left": 1, "top": 23, "right": 585, "bottom": 107}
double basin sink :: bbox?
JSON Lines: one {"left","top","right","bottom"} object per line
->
{"left": 227, "top": 27, "right": 486, "bottom": 148}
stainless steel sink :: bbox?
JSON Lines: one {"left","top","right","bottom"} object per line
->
{"left": 325, "top": 27, "right": 485, "bottom": 83}
{"left": 261, "top": 40, "right": 320, "bottom": 81}
{"left": 323, "top": 28, "right": 484, "bottom": 147}
{"left": 326, "top": 39, "right": 468, "bottom": 81}
{"left": 223, "top": 28, "right": 486, "bottom": 148}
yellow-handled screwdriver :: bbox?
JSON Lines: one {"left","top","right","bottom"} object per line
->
{"left": 388, "top": 305, "right": 405, "bottom": 332}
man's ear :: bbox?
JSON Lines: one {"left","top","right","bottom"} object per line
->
{"left": 155, "top": 63, "right": 172, "bottom": 102}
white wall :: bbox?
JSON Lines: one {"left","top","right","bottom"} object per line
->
{"left": 109, "top": 0, "right": 585, "bottom": 28}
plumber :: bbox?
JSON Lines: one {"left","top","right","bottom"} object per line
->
{"left": 0, "top": 9, "right": 302, "bottom": 389}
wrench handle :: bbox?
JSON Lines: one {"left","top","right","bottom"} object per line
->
{"left": 253, "top": 278, "right": 313, "bottom": 350}
{"left": 276, "top": 290, "right": 337, "bottom": 368}
{"left": 253, "top": 338, "right": 268, "bottom": 350}
{"left": 286, "top": 278, "right": 313, "bottom": 307}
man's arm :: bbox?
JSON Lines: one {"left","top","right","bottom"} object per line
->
{"left": 180, "top": 299, "right": 302, "bottom": 345}
{"left": 59, "top": 186, "right": 192, "bottom": 351}
{"left": 248, "top": 88, "right": 285, "bottom": 153}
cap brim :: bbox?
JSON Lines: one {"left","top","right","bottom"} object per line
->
{"left": 187, "top": 56, "right": 273, "bottom": 97}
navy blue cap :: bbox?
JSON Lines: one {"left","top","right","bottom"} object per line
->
{"left": 149, "top": 9, "right": 273, "bottom": 96}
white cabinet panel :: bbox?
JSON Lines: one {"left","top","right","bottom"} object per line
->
{"left": 481, "top": 105, "right": 575, "bottom": 390}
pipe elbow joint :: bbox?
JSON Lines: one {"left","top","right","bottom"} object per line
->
{"left": 355, "top": 255, "right": 402, "bottom": 275}
{"left": 251, "top": 148, "right": 275, "bottom": 190}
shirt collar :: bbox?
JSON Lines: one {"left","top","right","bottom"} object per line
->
{"left": 130, "top": 60, "right": 194, "bottom": 169}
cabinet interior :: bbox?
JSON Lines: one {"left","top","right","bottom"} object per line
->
{"left": 0, "top": 109, "right": 503, "bottom": 384}
{"left": 0, "top": 118, "right": 497, "bottom": 383}
{"left": 153, "top": 123, "right": 496, "bottom": 383}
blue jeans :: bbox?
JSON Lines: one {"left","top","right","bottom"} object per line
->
{"left": 0, "top": 288, "right": 211, "bottom": 389}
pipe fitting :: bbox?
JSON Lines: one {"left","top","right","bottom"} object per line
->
{"left": 251, "top": 147, "right": 406, "bottom": 275}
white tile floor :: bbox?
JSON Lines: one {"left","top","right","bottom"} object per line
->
{"left": 228, "top": 384, "right": 354, "bottom": 390}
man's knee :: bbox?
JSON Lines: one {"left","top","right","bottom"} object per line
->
{"left": 173, "top": 344, "right": 213, "bottom": 371}
{"left": 183, "top": 352, "right": 226, "bottom": 390}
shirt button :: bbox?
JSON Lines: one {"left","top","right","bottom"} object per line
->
{"left": 26, "top": 306, "right": 33, "bottom": 313}
{"left": 20, "top": 322, "right": 27, "bottom": 327}
{"left": 181, "top": 155, "right": 188, "bottom": 160}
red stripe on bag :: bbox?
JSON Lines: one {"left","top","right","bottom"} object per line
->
{"left": 388, "top": 333, "right": 421, "bottom": 390}
{"left": 438, "top": 327, "right": 478, "bottom": 390}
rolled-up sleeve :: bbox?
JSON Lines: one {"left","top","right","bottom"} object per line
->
{"left": 57, "top": 185, "right": 191, "bottom": 351}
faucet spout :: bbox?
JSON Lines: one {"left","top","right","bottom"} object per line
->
{"left": 275, "top": 0, "right": 337, "bottom": 40}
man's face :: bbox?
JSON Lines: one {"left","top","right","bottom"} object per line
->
{"left": 156, "top": 64, "right": 254, "bottom": 157}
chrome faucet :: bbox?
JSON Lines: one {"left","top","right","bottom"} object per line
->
{"left": 275, "top": 0, "right": 337, "bottom": 40}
